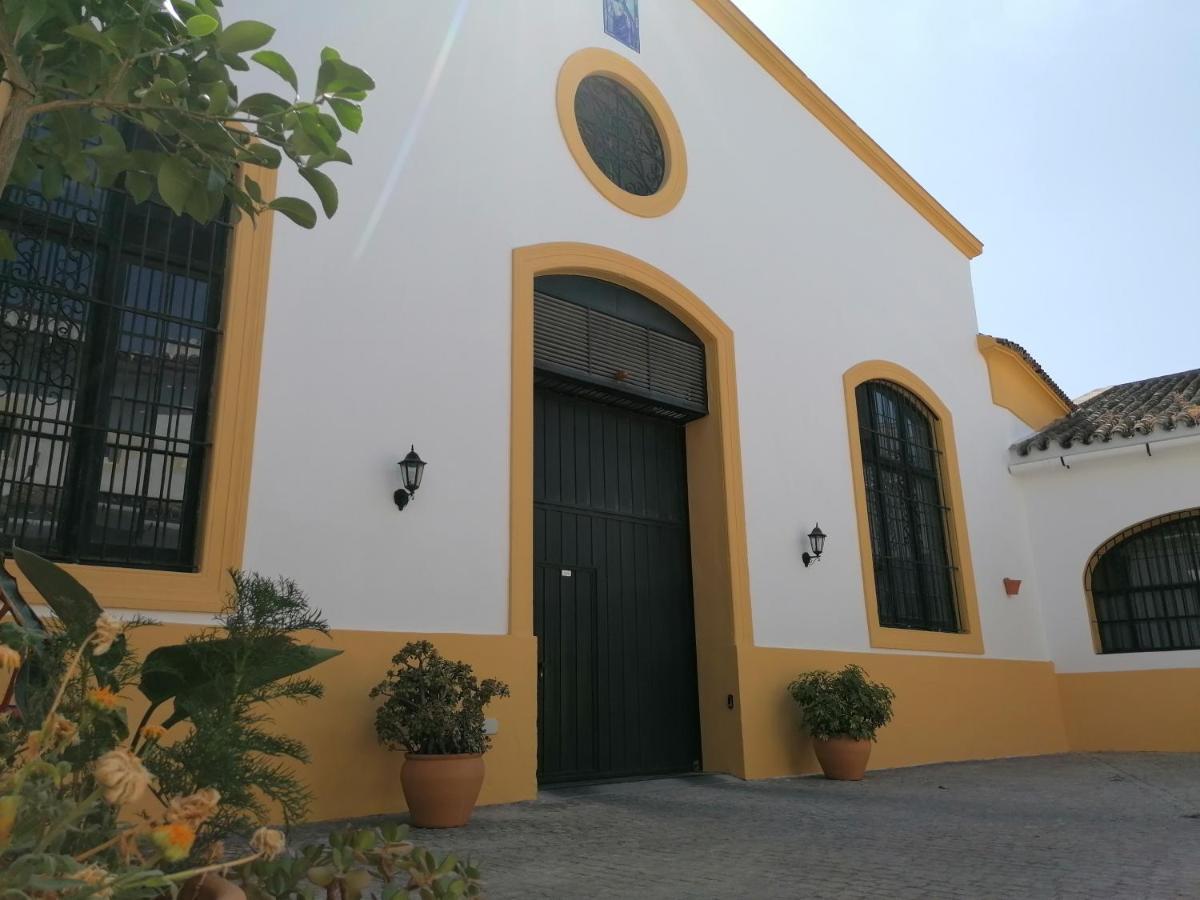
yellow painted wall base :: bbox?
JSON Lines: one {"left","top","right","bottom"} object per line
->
{"left": 739, "top": 647, "right": 1070, "bottom": 779}
{"left": 126, "top": 627, "right": 537, "bottom": 823}
{"left": 121, "top": 624, "right": 1199, "bottom": 823}
{"left": 1058, "top": 668, "right": 1200, "bottom": 752}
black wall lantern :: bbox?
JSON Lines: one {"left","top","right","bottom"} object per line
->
{"left": 802, "top": 524, "right": 826, "bottom": 568}
{"left": 394, "top": 446, "right": 427, "bottom": 511}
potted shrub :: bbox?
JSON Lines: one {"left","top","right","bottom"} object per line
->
{"left": 788, "top": 664, "right": 895, "bottom": 781}
{"left": 370, "top": 641, "right": 510, "bottom": 828}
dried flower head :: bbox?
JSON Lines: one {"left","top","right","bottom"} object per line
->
{"left": 94, "top": 747, "right": 152, "bottom": 806}
{"left": 140, "top": 724, "right": 167, "bottom": 744}
{"left": 45, "top": 714, "right": 79, "bottom": 748}
{"left": 250, "top": 826, "right": 286, "bottom": 861}
{"left": 91, "top": 614, "right": 121, "bottom": 656}
{"left": 151, "top": 822, "right": 196, "bottom": 863}
{"left": 65, "top": 865, "right": 114, "bottom": 899}
{"left": 0, "top": 645, "right": 21, "bottom": 672}
{"left": 165, "top": 788, "right": 221, "bottom": 828}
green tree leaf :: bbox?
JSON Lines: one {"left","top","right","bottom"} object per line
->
{"left": 300, "top": 166, "right": 338, "bottom": 217}
{"left": 217, "top": 20, "right": 276, "bottom": 54}
{"left": 252, "top": 50, "right": 299, "bottom": 94}
{"left": 269, "top": 196, "right": 317, "bottom": 228}
{"left": 11, "top": 546, "right": 102, "bottom": 642}
{"left": 328, "top": 98, "right": 363, "bottom": 133}
{"left": 157, "top": 156, "right": 194, "bottom": 215}
{"left": 186, "top": 14, "right": 220, "bottom": 37}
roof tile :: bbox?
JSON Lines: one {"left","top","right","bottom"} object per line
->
{"left": 1014, "top": 368, "right": 1200, "bottom": 455}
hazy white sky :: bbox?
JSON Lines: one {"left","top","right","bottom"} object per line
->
{"left": 735, "top": 1, "right": 1199, "bottom": 397}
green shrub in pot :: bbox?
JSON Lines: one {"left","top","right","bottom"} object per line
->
{"left": 370, "top": 641, "right": 510, "bottom": 827}
{"left": 787, "top": 665, "right": 895, "bottom": 780}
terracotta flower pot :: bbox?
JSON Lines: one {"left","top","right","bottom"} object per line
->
{"left": 401, "top": 753, "right": 485, "bottom": 828}
{"left": 1003, "top": 578, "right": 1022, "bottom": 596}
{"left": 177, "top": 875, "right": 245, "bottom": 900}
{"left": 812, "top": 736, "right": 872, "bottom": 781}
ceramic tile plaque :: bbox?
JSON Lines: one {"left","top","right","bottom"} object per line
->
{"left": 604, "top": 0, "right": 640, "bottom": 52}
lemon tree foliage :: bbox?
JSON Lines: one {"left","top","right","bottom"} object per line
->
{"left": 0, "top": 0, "right": 375, "bottom": 254}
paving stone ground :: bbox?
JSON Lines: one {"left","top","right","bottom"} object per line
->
{"left": 299, "top": 753, "right": 1200, "bottom": 899}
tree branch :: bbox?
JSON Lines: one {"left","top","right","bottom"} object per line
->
{"left": 0, "top": 9, "right": 33, "bottom": 95}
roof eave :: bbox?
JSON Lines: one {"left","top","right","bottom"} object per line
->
{"left": 1009, "top": 426, "right": 1200, "bottom": 471}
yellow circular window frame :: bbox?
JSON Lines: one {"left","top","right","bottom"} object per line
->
{"left": 556, "top": 48, "right": 688, "bottom": 218}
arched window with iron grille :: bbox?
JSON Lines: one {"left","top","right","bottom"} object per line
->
{"left": 855, "top": 380, "right": 961, "bottom": 633}
{"left": 1087, "top": 509, "right": 1200, "bottom": 653}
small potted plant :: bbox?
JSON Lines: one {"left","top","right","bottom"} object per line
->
{"left": 788, "top": 664, "right": 895, "bottom": 781}
{"left": 370, "top": 640, "right": 510, "bottom": 828}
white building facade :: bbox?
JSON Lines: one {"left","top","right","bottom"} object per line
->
{"left": 2, "top": 1, "right": 1196, "bottom": 819}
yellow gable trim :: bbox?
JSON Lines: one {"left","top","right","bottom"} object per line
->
{"left": 691, "top": 0, "right": 984, "bottom": 259}
{"left": 977, "top": 335, "right": 1072, "bottom": 431}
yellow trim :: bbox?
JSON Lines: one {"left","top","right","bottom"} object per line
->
{"left": 556, "top": 48, "right": 688, "bottom": 218}
{"left": 843, "top": 361, "right": 984, "bottom": 654}
{"left": 1082, "top": 507, "right": 1199, "bottom": 655}
{"left": 1058, "top": 668, "right": 1200, "bottom": 752}
{"left": 976, "top": 335, "right": 1071, "bottom": 430}
{"left": 123, "top": 625, "right": 538, "bottom": 819}
{"left": 740, "top": 647, "right": 1067, "bottom": 778}
{"left": 511, "top": 243, "right": 753, "bottom": 776}
{"left": 690, "top": 0, "right": 982, "bottom": 259}
{"left": 10, "top": 167, "right": 278, "bottom": 613}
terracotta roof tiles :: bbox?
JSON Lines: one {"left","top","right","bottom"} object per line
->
{"left": 1014, "top": 368, "right": 1200, "bottom": 456}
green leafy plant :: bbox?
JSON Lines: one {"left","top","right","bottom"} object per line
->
{"left": 0, "top": 603, "right": 291, "bottom": 897}
{"left": 4, "top": 549, "right": 340, "bottom": 850}
{"left": 370, "top": 642, "right": 510, "bottom": 756}
{"left": 2, "top": 580, "right": 484, "bottom": 897}
{"left": 788, "top": 665, "right": 896, "bottom": 742}
{"left": 235, "top": 823, "right": 484, "bottom": 900}
{"left": 0, "top": 0, "right": 377, "bottom": 256}
{"left": 140, "top": 571, "right": 341, "bottom": 842}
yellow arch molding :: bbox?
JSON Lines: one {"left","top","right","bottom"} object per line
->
{"left": 843, "top": 361, "right": 985, "bottom": 654}
{"left": 511, "top": 243, "right": 752, "bottom": 776}
{"left": 1082, "top": 507, "right": 1200, "bottom": 654}
{"left": 556, "top": 48, "right": 688, "bottom": 218}
{"left": 691, "top": 0, "right": 983, "bottom": 259}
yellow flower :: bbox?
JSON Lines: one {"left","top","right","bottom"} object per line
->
{"left": 91, "top": 614, "right": 121, "bottom": 657}
{"left": 86, "top": 687, "right": 120, "bottom": 712}
{"left": 249, "top": 826, "right": 286, "bottom": 861}
{"left": 94, "top": 747, "right": 152, "bottom": 807}
{"left": 165, "top": 788, "right": 221, "bottom": 828}
{"left": 150, "top": 822, "right": 196, "bottom": 863}
{"left": 140, "top": 724, "right": 167, "bottom": 744}
{"left": 0, "top": 645, "right": 21, "bottom": 672}
{"left": 65, "top": 865, "right": 114, "bottom": 899}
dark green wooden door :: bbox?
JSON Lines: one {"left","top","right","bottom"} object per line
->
{"left": 534, "top": 388, "right": 701, "bottom": 784}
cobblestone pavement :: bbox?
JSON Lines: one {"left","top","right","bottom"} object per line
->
{"left": 301, "top": 753, "right": 1200, "bottom": 899}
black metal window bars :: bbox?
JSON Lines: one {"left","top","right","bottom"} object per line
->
{"left": 856, "top": 380, "right": 961, "bottom": 633}
{"left": 574, "top": 74, "right": 666, "bottom": 197}
{"left": 0, "top": 146, "right": 231, "bottom": 571}
{"left": 1091, "top": 510, "right": 1200, "bottom": 653}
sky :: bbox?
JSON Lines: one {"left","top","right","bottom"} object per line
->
{"left": 734, "top": 0, "right": 1200, "bottom": 398}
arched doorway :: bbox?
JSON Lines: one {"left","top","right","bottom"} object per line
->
{"left": 532, "top": 275, "right": 705, "bottom": 782}
{"left": 510, "top": 243, "right": 753, "bottom": 783}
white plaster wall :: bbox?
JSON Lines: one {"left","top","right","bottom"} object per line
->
{"left": 232, "top": 0, "right": 1047, "bottom": 658}
{"left": 1016, "top": 438, "right": 1200, "bottom": 673}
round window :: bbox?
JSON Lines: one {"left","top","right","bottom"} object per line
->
{"left": 573, "top": 75, "right": 666, "bottom": 197}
